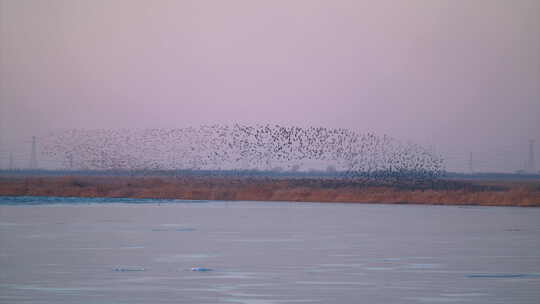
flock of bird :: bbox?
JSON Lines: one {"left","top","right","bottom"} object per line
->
{"left": 41, "top": 125, "right": 444, "bottom": 181}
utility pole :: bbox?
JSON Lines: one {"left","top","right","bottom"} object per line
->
{"left": 529, "top": 140, "right": 536, "bottom": 173}
{"left": 30, "top": 136, "right": 37, "bottom": 169}
{"left": 469, "top": 151, "right": 473, "bottom": 174}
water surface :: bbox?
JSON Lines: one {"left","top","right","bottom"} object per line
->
{"left": 1, "top": 196, "right": 539, "bottom": 303}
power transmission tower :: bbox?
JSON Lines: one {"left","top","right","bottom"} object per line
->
{"left": 529, "top": 140, "right": 536, "bottom": 173}
{"left": 469, "top": 152, "right": 473, "bottom": 174}
{"left": 9, "top": 152, "right": 14, "bottom": 170}
{"left": 67, "top": 153, "right": 74, "bottom": 169}
{"left": 30, "top": 136, "right": 38, "bottom": 169}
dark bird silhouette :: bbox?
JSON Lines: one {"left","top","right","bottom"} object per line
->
{"left": 41, "top": 124, "right": 444, "bottom": 184}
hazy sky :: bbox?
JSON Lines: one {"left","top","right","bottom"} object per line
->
{"left": 1, "top": 0, "right": 539, "bottom": 172}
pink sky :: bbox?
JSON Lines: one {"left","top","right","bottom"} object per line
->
{"left": 1, "top": 0, "right": 539, "bottom": 172}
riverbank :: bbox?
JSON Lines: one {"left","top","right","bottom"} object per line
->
{"left": 0, "top": 176, "right": 539, "bottom": 206}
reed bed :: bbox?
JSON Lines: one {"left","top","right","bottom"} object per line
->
{"left": 1, "top": 176, "right": 539, "bottom": 206}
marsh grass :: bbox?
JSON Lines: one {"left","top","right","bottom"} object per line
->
{"left": 0, "top": 176, "right": 538, "bottom": 206}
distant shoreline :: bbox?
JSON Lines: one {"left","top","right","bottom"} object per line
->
{"left": 1, "top": 175, "right": 539, "bottom": 207}
{"left": 2, "top": 169, "right": 540, "bottom": 180}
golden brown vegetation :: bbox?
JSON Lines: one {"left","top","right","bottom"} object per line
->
{"left": 0, "top": 176, "right": 539, "bottom": 206}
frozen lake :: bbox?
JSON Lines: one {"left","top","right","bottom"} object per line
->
{"left": 1, "top": 196, "right": 539, "bottom": 303}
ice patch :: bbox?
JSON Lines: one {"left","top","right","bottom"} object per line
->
{"left": 467, "top": 273, "right": 540, "bottom": 279}
{"left": 191, "top": 267, "right": 213, "bottom": 272}
{"left": 113, "top": 267, "right": 146, "bottom": 272}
